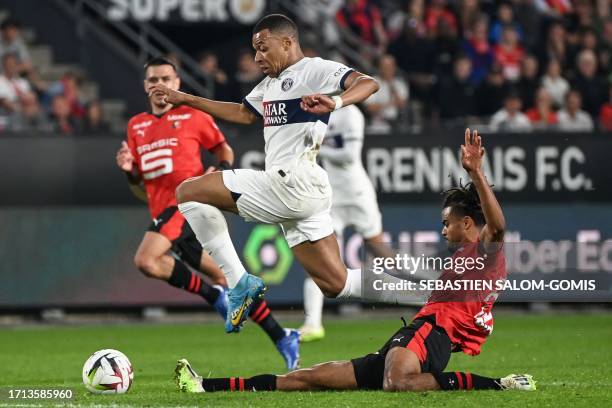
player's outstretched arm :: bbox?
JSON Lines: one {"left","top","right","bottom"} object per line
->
{"left": 461, "top": 128, "right": 505, "bottom": 243}
{"left": 148, "top": 84, "right": 259, "bottom": 125}
{"left": 300, "top": 72, "right": 379, "bottom": 114}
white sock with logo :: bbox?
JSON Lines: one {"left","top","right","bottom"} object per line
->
{"left": 178, "top": 201, "right": 246, "bottom": 288}
{"left": 303, "top": 277, "right": 324, "bottom": 328}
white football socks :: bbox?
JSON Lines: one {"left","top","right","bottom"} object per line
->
{"left": 337, "top": 268, "right": 362, "bottom": 299}
{"left": 303, "top": 277, "right": 324, "bottom": 328}
{"left": 178, "top": 201, "right": 246, "bottom": 288}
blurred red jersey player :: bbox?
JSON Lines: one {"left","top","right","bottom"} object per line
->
{"left": 115, "top": 57, "right": 300, "bottom": 370}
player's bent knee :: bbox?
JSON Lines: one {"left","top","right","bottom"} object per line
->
{"left": 383, "top": 375, "right": 419, "bottom": 392}
{"left": 175, "top": 179, "right": 194, "bottom": 204}
{"left": 133, "top": 254, "right": 159, "bottom": 278}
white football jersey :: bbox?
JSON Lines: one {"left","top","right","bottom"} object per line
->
{"left": 243, "top": 57, "right": 354, "bottom": 170}
{"left": 319, "top": 105, "right": 377, "bottom": 206}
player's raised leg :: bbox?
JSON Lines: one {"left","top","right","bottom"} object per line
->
{"left": 176, "top": 171, "right": 266, "bottom": 333}
{"left": 133, "top": 231, "right": 225, "bottom": 318}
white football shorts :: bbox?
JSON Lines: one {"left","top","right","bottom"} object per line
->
{"left": 222, "top": 161, "right": 334, "bottom": 248}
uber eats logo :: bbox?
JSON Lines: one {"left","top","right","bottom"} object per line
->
{"left": 244, "top": 225, "right": 293, "bottom": 285}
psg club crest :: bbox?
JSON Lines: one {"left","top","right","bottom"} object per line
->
{"left": 281, "top": 78, "right": 294, "bottom": 91}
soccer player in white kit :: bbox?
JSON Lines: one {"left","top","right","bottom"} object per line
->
{"left": 300, "top": 105, "right": 387, "bottom": 342}
{"left": 149, "top": 14, "right": 380, "bottom": 333}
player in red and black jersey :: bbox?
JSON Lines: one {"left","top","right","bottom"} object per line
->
{"left": 116, "top": 57, "right": 300, "bottom": 370}
{"left": 174, "top": 129, "right": 536, "bottom": 393}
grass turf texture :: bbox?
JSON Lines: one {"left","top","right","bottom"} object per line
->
{"left": 0, "top": 313, "right": 610, "bottom": 407}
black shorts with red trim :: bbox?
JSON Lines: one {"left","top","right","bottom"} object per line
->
{"left": 147, "top": 206, "right": 202, "bottom": 269}
{"left": 351, "top": 316, "right": 452, "bottom": 390}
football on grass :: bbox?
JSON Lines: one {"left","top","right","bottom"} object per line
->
{"left": 82, "top": 349, "right": 133, "bottom": 394}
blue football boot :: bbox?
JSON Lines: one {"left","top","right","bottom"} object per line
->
{"left": 225, "top": 273, "right": 266, "bottom": 333}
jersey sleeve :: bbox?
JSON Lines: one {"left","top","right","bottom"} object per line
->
{"left": 197, "top": 113, "right": 226, "bottom": 150}
{"left": 305, "top": 58, "right": 355, "bottom": 95}
{"left": 242, "top": 79, "right": 266, "bottom": 118}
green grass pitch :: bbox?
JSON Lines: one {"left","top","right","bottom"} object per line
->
{"left": 0, "top": 313, "right": 611, "bottom": 407}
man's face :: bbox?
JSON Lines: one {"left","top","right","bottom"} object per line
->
{"left": 505, "top": 97, "right": 521, "bottom": 114}
{"left": 441, "top": 207, "right": 468, "bottom": 248}
{"left": 2, "top": 55, "right": 17, "bottom": 76}
{"left": 567, "top": 93, "right": 581, "bottom": 111}
{"left": 2, "top": 26, "right": 18, "bottom": 42}
{"left": 454, "top": 58, "right": 472, "bottom": 80}
{"left": 144, "top": 64, "right": 180, "bottom": 107}
{"left": 379, "top": 56, "right": 396, "bottom": 80}
{"left": 252, "top": 29, "right": 291, "bottom": 78}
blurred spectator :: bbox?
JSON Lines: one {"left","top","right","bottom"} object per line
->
{"left": 557, "top": 89, "right": 594, "bottom": 131}
{"left": 295, "top": 0, "right": 343, "bottom": 46}
{"left": 511, "top": 0, "right": 542, "bottom": 51}
{"left": 82, "top": 100, "right": 109, "bottom": 134}
{"left": 457, "top": 0, "right": 482, "bottom": 36}
{"left": 476, "top": 65, "right": 508, "bottom": 116}
{"left": 598, "top": 19, "right": 612, "bottom": 80}
{"left": 387, "top": 0, "right": 427, "bottom": 41}
{"left": 432, "top": 17, "right": 461, "bottom": 78}
{"left": 599, "top": 87, "right": 612, "bottom": 131}
{"left": 50, "top": 94, "right": 81, "bottom": 135}
{"left": 425, "top": 0, "right": 457, "bottom": 35}
{"left": 541, "top": 58, "right": 569, "bottom": 108}
{"left": 567, "top": 0, "right": 596, "bottom": 36}
{"left": 0, "top": 53, "right": 40, "bottom": 131}
{"left": 494, "top": 25, "right": 525, "bottom": 81}
{"left": 336, "top": 0, "right": 387, "bottom": 58}
{"left": 198, "top": 51, "right": 230, "bottom": 100}
{"left": 0, "top": 19, "right": 32, "bottom": 75}
{"left": 388, "top": 18, "right": 435, "bottom": 114}
{"left": 0, "top": 53, "right": 31, "bottom": 109}
{"left": 489, "top": 2, "right": 524, "bottom": 44}
{"left": 539, "top": 22, "right": 570, "bottom": 70}
{"left": 525, "top": 87, "right": 558, "bottom": 129}
{"left": 364, "top": 54, "right": 409, "bottom": 133}
{"left": 234, "top": 49, "right": 263, "bottom": 99}
{"left": 572, "top": 49, "right": 608, "bottom": 118}
{"left": 534, "top": 0, "right": 573, "bottom": 19}
{"left": 435, "top": 55, "right": 477, "bottom": 121}
{"left": 517, "top": 55, "right": 539, "bottom": 109}
{"left": 462, "top": 18, "right": 493, "bottom": 84}
{"left": 489, "top": 91, "right": 532, "bottom": 132}
{"left": 47, "top": 72, "right": 86, "bottom": 119}
{"left": 16, "top": 91, "right": 50, "bottom": 132}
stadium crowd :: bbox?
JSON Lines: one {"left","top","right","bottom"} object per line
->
{"left": 0, "top": 18, "right": 108, "bottom": 134}
{"left": 291, "top": 0, "right": 612, "bottom": 133}
{"left": 2, "top": 1, "right": 611, "bottom": 134}
{"left": 198, "top": 0, "right": 612, "bottom": 133}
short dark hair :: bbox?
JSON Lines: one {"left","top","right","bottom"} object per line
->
{"left": 1, "top": 18, "right": 21, "bottom": 31}
{"left": 252, "top": 14, "right": 298, "bottom": 38}
{"left": 143, "top": 57, "right": 177, "bottom": 74}
{"left": 442, "top": 181, "right": 486, "bottom": 226}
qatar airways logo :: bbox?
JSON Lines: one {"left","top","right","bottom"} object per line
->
{"left": 136, "top": 138, "right": 178, "bottom": 155}
{"left": 263, "top": 102, "right": 288, "bottom": 126}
